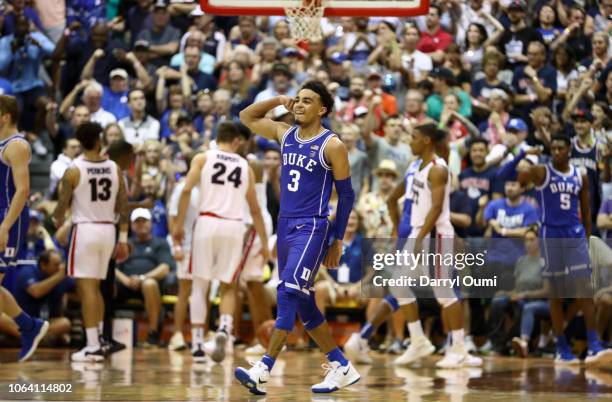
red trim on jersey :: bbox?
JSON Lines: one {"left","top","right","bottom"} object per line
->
{"left": 232, "top": 228, "right": 257, "bottom": 283}
{"left": 188, "top": 219, "right": 198, "bottom": 274}
{"left": 199, "top": 212, "right": 241, "bottom": 221}
{"left": 68, "top": 225, "right": 78, "bottom": 276}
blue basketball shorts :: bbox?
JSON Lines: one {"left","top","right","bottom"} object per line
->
{"left": 540, "top": 224, "right": 591, "bottom": 278}
{"left": 0, "top": 208, "right": 29, "bottom": 274}
{"left": 277, "top": 216, "right": 331, "bottom": 298}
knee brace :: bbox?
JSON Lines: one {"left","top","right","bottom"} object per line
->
{"left": 297, "top": 292, "right": 325, "bottom": 331}
{"left": 397, "top": 297, "right": 417, "bottom": 306}
{"left": 190, "top": 277, "right": 209, "bottom": 325}
{"left": 275, "top": 285, "right": 299, "bottom": 331}
{"left": 383, "top": 295, "right": 400, "bottom": 312}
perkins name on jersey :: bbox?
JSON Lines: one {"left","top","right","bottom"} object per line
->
{"left": 86, "top": 167, "right": 111, "bottom": 175}
{"left": 283, "top": 152, "right": 318, "bottom": 172}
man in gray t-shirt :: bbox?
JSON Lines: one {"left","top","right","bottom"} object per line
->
{"left": 115, "top": 208, "right": 175, "bottom": 346}
{"left": 137, "top": 1, "right": 181, "bottom": 69}
{"left": 363, "top": 114, "right": 412, "bottom": 190}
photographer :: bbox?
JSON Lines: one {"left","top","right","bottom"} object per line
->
{"left": 0, "top": 14, "right": 54, "bottom": 131}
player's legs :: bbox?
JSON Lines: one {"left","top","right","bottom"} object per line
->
{"left": 209, "top": 219, "right": 245, "bottom": 363}
{"left": 190, "top": 276, "right": 209, "bottom": 361}
{"left": 241, "top": 228, "right": 273, "bottom": 350}
{"left": 141, "top": 278, "right": 162, "bottom": 336}
{"left": 69, "top": 224, "right": 114, "bottom": 362}
{"left": 0, "top": 213, "right": 49, "bottom": 361}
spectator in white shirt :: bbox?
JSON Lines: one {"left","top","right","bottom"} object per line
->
{"left": 398, "top": 23, "right": 433, "bottom": 84}
{"left": 49, "top": 138, "right": 81, "bottom": 197}
{"left": 119, "top": 89, "right": 161, "bottom": 147}
{"left": 83, "top": 82, "right": 117, "bottom": 128}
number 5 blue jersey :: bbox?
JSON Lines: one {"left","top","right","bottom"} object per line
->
{"left": 279, "top": 126, "right": 336, "bottom": 218}
{"left": 536, "top": 163, "right": 583, "bottom": 227}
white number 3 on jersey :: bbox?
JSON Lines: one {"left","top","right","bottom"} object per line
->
{"left": 288, "top": 169, "right": 300, "bottom": 192}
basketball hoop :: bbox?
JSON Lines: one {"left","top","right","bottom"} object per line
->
{"left": 284, "top": 0, "right": 327, "bottom": 42}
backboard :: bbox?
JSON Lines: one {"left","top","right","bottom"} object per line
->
{"left": 200, "top": 0, "right": 429, "bottom": 17}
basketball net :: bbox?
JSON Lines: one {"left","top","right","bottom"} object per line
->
{"left": 284, "top": 0, "right": 327, "bottom": 42}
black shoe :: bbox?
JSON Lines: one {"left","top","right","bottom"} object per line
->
{"left": 192, "top": 345, "right": 206, "bottom": 363}
{"left": 101, "top": 337, "right": 127, "bottom": 356}
{"left": 144, "top": 331, "right": 160, "bottom": 347}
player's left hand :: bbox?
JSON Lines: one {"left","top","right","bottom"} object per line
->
{"left": 115, "top": 242, "right": 130, "bottom": 263}
{"left": 323, "top": 239, "right": 342, "bottom": 269}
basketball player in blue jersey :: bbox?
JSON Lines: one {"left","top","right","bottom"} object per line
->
{"left": 235, "top": 80, "right": 359, "bottom": 395}
{"left": 503, "top": 134, "right": 612, "bottom": 364}
{"left": 0, "top": 95, "right": 49, "bottom": 361}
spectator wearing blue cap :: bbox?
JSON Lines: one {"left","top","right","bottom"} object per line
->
{"left": 328, "top": 52, "right": 350, "bottom": 90}
{"left": 486, "top": 118, "right": 540, "bottom": 167}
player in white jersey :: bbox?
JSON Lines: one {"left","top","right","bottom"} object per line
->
{"left": 53, "top": 122, "right": 129, "bottom": 362}
{"left": 167, "top": 164, "right": 201, "bottom": 352}
{"left": 173, "top": 122, "right": 270, "bottom": 363}
{"left": 394, "top": 123, "right": 480, "bottom": 368}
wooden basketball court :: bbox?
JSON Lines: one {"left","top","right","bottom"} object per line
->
{"left": 1, "top": 348, "right": 610, "bottom": 401}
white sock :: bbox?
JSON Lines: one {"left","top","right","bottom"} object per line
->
{"left": 191, "top": 327, "right": 204, "bottom": 349}
{"left": 407, "top": 320, "right": 424, "bottom": 339}
{"left": 98, "top": 321, "right": 104, "bottom": 336}
{"left": 451, "top": 329, "right": 465, "bottom": 347}
{"left": 538, "top": 335, "right": 547, "bottom": 348}
{"left": 86, "top": 327, "right": 100, "bottom": 348}
{"left": 219, "top": 314, "right": 233, "bottom": 335}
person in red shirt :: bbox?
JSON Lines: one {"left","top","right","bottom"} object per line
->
{"left": 417, "top": 5, "right": 454, "bottom": 64}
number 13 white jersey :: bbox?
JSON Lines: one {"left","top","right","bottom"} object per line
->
{"left": 199, "top": 149, "right": 249, "bottom": 220}
{"left": 71, "top": 156, "right": 119, "bottom": 224}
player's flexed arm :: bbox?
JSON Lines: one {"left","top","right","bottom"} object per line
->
{"left": 239, "top": 96, "right": 294, "bottom": 142}
{"left": 246, "top": 167, "right": 270, "bottom": 262}
{"left": 173, "top": 153, "right": 206, "bottom": 244}
{"left": 323, "top": 137, "right": 355, "bottom": 268}
{"left": 52, "top": 167, "right": 79, "bottom": 228}
{"left": 0, "top": 141, "right": 30, "bottom": 252}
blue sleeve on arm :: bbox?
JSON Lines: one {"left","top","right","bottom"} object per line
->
{"left": 496, "top": 149, "right": 526, "bottom": 182}
{"left": 333, "top": 177, "right": 355, "bottom": 240}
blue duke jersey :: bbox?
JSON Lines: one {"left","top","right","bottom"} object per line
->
{"left": 537, "top": 163, "right": 583, "bottom": 228}
{"left": 279, "top": 126, "right": 336, "bottom": 218}
{"left": 277, "top": 126, "right": 338, "bottom": 297}
{"left": 537, "top": 163, "right": 591, "bottom": 277}
{"left": 0, "top": 135, "right": 30, "bottom": 270}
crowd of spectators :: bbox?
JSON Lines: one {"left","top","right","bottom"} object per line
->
{"left": 0, "top": 0, "right": 611, "bottom": 357}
